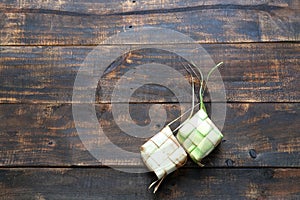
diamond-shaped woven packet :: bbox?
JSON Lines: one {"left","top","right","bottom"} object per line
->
{"left": 140, "top": 62, "right": 224, "bottom": 192}
{"left": 176, "top": 108, "right": 223, "bottom": 166}
{"left": 140, "top": 125, "right": 187, "bottom": 192}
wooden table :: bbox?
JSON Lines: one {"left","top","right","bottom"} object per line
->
{"left": 0, "top": 1, "right": 299, "bottom": 199}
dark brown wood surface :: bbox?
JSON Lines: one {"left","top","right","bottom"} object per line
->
{"left": 0, "top": 43, "right": 299, "bottom": 103}
{"left": 0, "top": 103, "right": 299, "bottom": 167}
{"left": 0, "top": 1, "right": 299, "bottom": 45}
{"left": 1, "top": 0, "right": 298, "bottom": 14}
{"left": 0, "top": 168, "right": 299, "bottom": 200}
{"left": 0, "top": 0, "right": 299, "bottom": 199}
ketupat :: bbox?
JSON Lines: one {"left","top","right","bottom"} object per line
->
{"left": 176, "top": 108, "right": 223, "bottom": 166}
{"left": 177, "top": 62, "right": 224, "bottom": 166}
{"left": 140, "top": 73, "right": 198, "bottom": 193}
{"left": 140, "top": 126, "right": 187, "bottom": 193}
{"left": 140, "top": 62, "right": 224, "bottom": 192}
{"left": 140, "top": 68, "right": 197, "bottom": 193}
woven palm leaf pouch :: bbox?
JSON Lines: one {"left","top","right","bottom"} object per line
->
{"left": 177, "top": 62, "right": 224, "bottom": 166}
{"left": 140, "top": 125, "right": 187, "bottom": 192}
{"left": 176, "top": 107, "right": 223, "bottom": 166}
{"left": 140, "top": 62, "right": 224, "bottom": 192}
{"left": 140, "top": 64, "right": 199, "bottom": 193}
{"left": 140, "top": 101, "right": 200, "bottom": 193}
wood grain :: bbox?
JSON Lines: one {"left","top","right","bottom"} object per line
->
{"left": 0, "top": 3, "right": 299, "bottom": 45}
{"left": 0, "top": 168, "right": 299, "bottom": 199}
{"left": 0, "top": 103, "right": 299, "bottom": 167}
{"left": 0, "top": 0, "right": 299, "bottom": 198}
{"left": 1, "top": 0, "right": 297, "bottom": 15}
{"left": 0, "top": 43, "right": 299, "bottom": 103}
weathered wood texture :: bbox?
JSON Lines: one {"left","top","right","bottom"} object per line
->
{"left": 1, "top": 0, "right": 298, "bottom": 14}
{"left": 0, "top": 43, "right": 299, "bottom": 103}
{"left": 0, "top": 2, "right": 299, "bottom": 45}
{"left": 0, "top": 0, "right": 299, "bottom": 199}
{"left": 0, "top": 168, "right": 299, "bottom": 200}
{"left": 0, "top": 103, "right": 299, "bottom": 167}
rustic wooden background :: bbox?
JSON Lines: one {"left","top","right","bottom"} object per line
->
{"left": 0, "top": 0, "right": 299, "bottom": 199}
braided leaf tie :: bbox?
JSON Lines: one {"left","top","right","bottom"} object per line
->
{"left": 140, "top": 126, "right": 187, "bottom": 180}
{"left": 176, "top": 109, "right": 223, "bottom": 166}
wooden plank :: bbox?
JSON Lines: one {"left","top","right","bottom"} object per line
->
{"left": 1, "top": 0, "right": 296, "bottom": 15}
{"left": 0, "top": 43, "right": 299, "bottom": 103}
{"left": 0, "top": 3, "right": 299, "bottom": 45}
{"left": 0, "top": 103, "right": 299, "bottom": 167}
{"left": 0, "top": 168, "right": 299, "bottom": 199}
